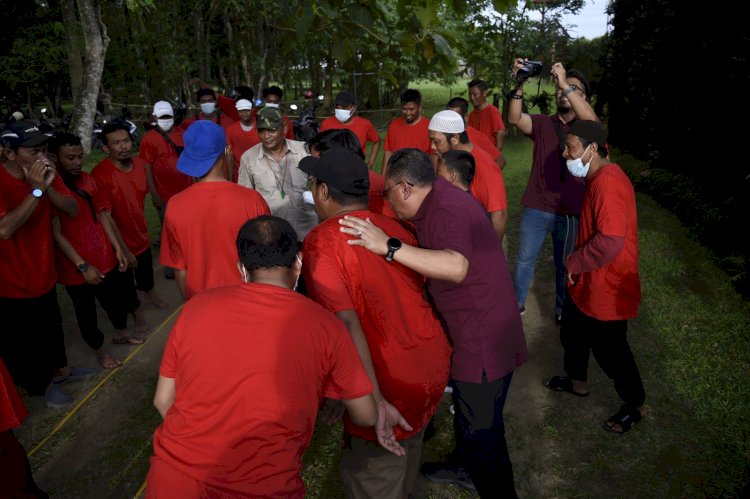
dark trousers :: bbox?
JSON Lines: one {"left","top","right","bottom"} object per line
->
{"left": 65, "top": 266, "right": 138, "bottom": 351}
{"left": 452, "top": 371, "right": 517, "bottom": 498}
{"left": 0, "top": 287, "right": 68, "bottom": 395}
{"left": 134, "top": 248, "right": 155, "bottom": 293}
{"left": 561, "top": 298, "right": 646, "bottom": 409}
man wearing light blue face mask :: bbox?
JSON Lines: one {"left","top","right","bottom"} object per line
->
{"left": 181, "top": 87, "right": 235, "bottom": 134}
{"left": 321, "top": 91, "right": 380, "bottom": 169}
{"left": 543, "top": 119, "right": 646, "bottom": 435}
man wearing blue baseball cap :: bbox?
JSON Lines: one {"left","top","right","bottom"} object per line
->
{"left": 159, "top": 120, "right": 270, "bottom": 300}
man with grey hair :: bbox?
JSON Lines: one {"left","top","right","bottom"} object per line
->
{"left": 237, "top": 107, "right": 317, "bottom": 239}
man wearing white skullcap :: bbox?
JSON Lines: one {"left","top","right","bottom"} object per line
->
{"left": 224, "top": 99, "right": 260, "bottom": 182}
{"left": 428, "top": 110, "right": 509, "bottom": 243}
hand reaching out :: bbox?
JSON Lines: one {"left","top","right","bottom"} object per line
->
{"left": 375, "top": 399, "right": 413, "bottom": 456}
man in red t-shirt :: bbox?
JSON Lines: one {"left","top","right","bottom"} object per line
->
{"left": 467, "top": 79, "right": 506, "bottom": 152}
{"left": 225, "top": 99, "right": 259, "bottom": 182}
{"left": 161, "top": 120, "right": 270, "bottom": 301}
{"left": 428, "top": 110, "right": 509, "bottom": 243}
{"left": 92, "top": 122, "right": 168, "bottom": 323}
{"left": 180, "top": 88, "right": 234, "bottom": 133}
{"left": 382, "top": 89, "right": 431, "bottom": 176}
{"left": 545, "top": 120, "right": 646, "bottom": 435}
{"left": 147, "top": 215, "right": 377, "bottom": 498}
{"left": 446, "top": 97, "right": 506, "bottom": 170}
{"left": 140, "top": 101, "right": 192, "bottom": 218}
{"left": 50, "top": 132, "right": 145, "bottom": 369}
{"left": 300, "top": 149, "right": 451, "bottom": 498}
{"left": 189, "top": 77, "right": 254, "bottom": 122}
{"left": 320, "top": 91, "right": 380, "bottom": 169}
{"left": 0, "top": 121, "right": 80, "bottom": 408}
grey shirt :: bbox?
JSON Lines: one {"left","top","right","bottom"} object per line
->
{"left": 237, "top": 139, "right": 318, "bottom": 239}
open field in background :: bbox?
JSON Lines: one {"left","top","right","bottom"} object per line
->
{"left": 45, "top": 83, "right": 750, "bottom": 497}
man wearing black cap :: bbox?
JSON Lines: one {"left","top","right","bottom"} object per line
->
{"left": 237, "top": 107, "right": 317, "bottom": 239}
{"left": 320, "top": 91, "right": 380, "bottom": 169}
{"left": 160, "top": 120, "right": 270, "bottom": 301}
{"left": 300, "top": 148, "right": 451, "bottom": 499}
{"left": 0, "top": 121, "right": 80, "bottom": 408}
{"left": 544, "top": 120, "right": 646, "bottom": 435}
{"left": 181, "top": 87, "right": 234, "bottom": 133}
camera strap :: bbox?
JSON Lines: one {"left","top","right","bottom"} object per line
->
{"left": 551, "top": 115, "right": 568, "bottom": 183}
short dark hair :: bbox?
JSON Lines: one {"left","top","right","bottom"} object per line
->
{"left": 442, "top": 131, "right": 470, "bottom": 145}
{"left": 400, "top": 89, "right": 422, "bottom": 105}
{"left": 236, "top": 215, "right": 299, "bottom": 272}
{"left": 49, "top": 132, "right": 82, "bottom": 154}
{"left": 262, "top": 86, "right": 284, "bottom": 99}
{"left": 387, "top": 148, "right": 435, "bottom": 187}
{"left": 566, "top": 69, "right": 591, "bottom": 99}
{"left": 468, "top": 79, "right": 488, "bottom": 92}
{"left": 308, "top": 129, "right": 365, "bottom": 160}
{"left": 324, "top": 182, "right": 369, "bottom": 208}
{"left": 446, "top": 97, "right": 469, "bottom": 117}
{"left": 101, "top": 121, "right": 132, "bottom": 146}
{"left": 234, "top": 85, "right": 254, "bottom": 101}
{"left": 441, "top": 150, "right": 475, "bottom": 186}
{"left": 577, "top": 136, "right": 609, "bottom": 158}
{"left": 197, "top": 87, "right": 217, "bottom": 100}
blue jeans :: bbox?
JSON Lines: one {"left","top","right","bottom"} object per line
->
{"left": 514, "top": 207, "right": 578, "bottom": 317}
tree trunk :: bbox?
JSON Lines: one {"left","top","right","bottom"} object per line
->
{"left": 70, "top": 0, "right": 109, "bottom": 153}
{"left": 61, "top": 0, "right": 84, "bottom": 104}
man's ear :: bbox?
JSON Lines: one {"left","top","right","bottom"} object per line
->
{"left": 102, "top": 144, "right": 110, "bottom": 155}
{"left": 237, "top": 261, "right": 248, "bottom": 283}
{"left": 318, "top": 181, "right": 330, "bottom": 201}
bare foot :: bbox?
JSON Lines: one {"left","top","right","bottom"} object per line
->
{"left": 112, "top": 330, "right": 146, "bottom": 345}
{"left": 96, "top": 348, "right": 123, "bottom": 369}
{"left": 144, "top": 290, "right": 168, "bottom": 309}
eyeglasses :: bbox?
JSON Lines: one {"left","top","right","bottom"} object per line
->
{"left": 381, "top": 180, "right": 412, "bottom": 200}
{"left": 556, "top": 84, "right": 582, "bottom": 94}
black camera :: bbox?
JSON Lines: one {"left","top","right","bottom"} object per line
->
{"left": 516, "top": 61, "right": 544, "bottom": 83}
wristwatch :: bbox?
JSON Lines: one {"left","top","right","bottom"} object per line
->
{"left": 385, "top": 238, "right": 402, "bottom": 262}
{"left": 77, "top": 262, "right": 90, "bottom": 273}
{"left": 31, "top": 188, "right": 44, "bottom": 198}
{"left": 562, "top": 85, "right": 576, "bottom": 96}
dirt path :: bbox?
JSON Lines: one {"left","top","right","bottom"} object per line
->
{"left": 16, "top": 244, "right": 602, "bottom": 498}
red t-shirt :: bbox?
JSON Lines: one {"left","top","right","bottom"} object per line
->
{"left": 568, "top": 164, "right": 641, "bottom": 320}
{"left": 153, "top": 283, "right": 372, "bottom": 497}
{"left": 0, "top": 168, "right": 70, "bottom": 298}
{"left": 225, "top": 121, "right": 260, "bottom": 182}
{"left": 467, "top": 125, "right": 501, "bottom": 161}
{"left": 384, "top": 116, "right": 431, "bottom": 154}
{"left": 320, "top": 116, "right": 380, "bottom": 157}
{"left": 181, "top": 113, "right": 235, "bottom": 133}
{"left": 468, "top": 104, "right": 505, "bottom": 144}
{"left": 53, "top": 173, "right": 118, "bottom": 286}
{"left": 303, "top": 211, "right": 451, "bottom": 441}
{"left": 0, "top": 358, "right": 28, "bottom": 432}
{"left": 217, "top": 94, "right": 240, "bottom": 122}
{"left": 469, "top": 146, "right": 508, "bottom": 213}
{"left": 160, "top": 182, "right": 270, "bottom": 299}
{"left": 139, "top": 128, "right": 192, "bottom": 203}
{"left": 91, "top": 157, "right": 150, "bottom": 255}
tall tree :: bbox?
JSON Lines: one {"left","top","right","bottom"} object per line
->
{"left": 66, "top": 0, "right": 109, "bottom": 152}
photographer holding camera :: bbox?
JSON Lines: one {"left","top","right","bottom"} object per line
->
{"left": 507, "top": 59, "right": 599, "bottom": 326}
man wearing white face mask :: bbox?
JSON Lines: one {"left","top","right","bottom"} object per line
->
{"left": 260, "top": 85, "right": 295, "bottom": 140}
{"left": 181, "top": 88, "right": 234, "bottom": 133}
{"left": 320, "top": 91, "right": 380, "bottom": 169}
{"left": 544, "top": 120, "right": 646, "bottom": 435}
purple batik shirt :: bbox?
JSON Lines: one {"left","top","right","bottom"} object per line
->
{"left": 412, "top": 177, "right": 528, "bottom": 383}
{"left": 521, "top": 114, "right": 586, "bottom": 216}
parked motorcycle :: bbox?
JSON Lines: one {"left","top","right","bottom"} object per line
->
{"left": 292, "top": 93, "right": 323, "bottom": 143}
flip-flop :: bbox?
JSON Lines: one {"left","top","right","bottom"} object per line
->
{"left": 603, "top": 405, "right": 643, "bottom": 434}
{"left": 97, "top": 351, "right": 123, "bottom": 369}
{"left": 543, "top": 375, "right": 589, "bottom": 397}
{"left": 112, "top": 334, "right": 145, "bottom": 345}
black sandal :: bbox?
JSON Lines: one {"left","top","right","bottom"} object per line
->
{"left": 603, "top": 405, "right": 643, "bottom": 434}
{"left": 543, "top": 375, "right": 589, "bottom": 397}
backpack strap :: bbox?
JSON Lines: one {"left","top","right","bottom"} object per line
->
{"left": 157, "top": 128, "right": 184, "bottom": 155}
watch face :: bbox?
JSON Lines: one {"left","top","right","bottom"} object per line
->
{"left": 32, "top": 188, "right": 43, "bottom": 198}
{"left": 387, "top": 238, "right": 402, "bottom": 250}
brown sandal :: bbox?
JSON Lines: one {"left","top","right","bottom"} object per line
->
{"left": 97, "top": 350, "right": 122, "bottom": 369}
